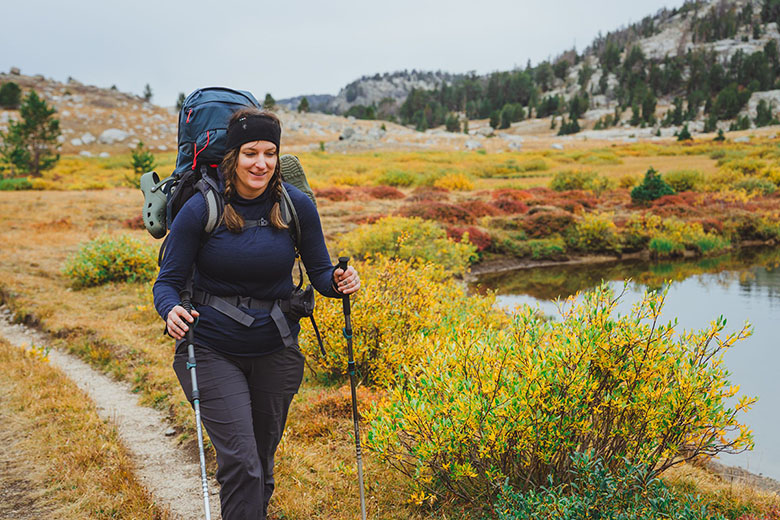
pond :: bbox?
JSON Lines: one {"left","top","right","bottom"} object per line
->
{"left": 471, "top": 247, "right": 780, "bottom": 481}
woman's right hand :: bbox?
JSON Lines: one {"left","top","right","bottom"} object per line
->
{"left": 167, "top": 305, "right": 200, "bottom": 340}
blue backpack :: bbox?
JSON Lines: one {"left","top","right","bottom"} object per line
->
{"left": 140, "top": 87, "right": 316, "bottom": 246}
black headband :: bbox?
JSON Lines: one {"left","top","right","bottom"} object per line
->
{"left": 226, "top": 114, "right": 281, "bottom": 151}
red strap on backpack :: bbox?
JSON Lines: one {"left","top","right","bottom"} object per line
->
{"left": 192, "top": 131, "right": 210, "bottom": 170}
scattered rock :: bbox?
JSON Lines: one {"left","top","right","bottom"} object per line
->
{"left": 81, "top": 132, "right": 95, "bottom": 145}
{"left": 551, "top": 143, "right": 564, "bottom": 150}
{"left": 70, "top": 138, "right": 83, "bottom": 146}
{"left": 99, "top": 152, "right": 110, "bottom": 158}
{"left": 339, "top": 127, "right": 356, "bottom": 140}
{"left": 98, "top": 128, "right": 131, "bottom": 144}
{"left": 9, "top": 66, "right": 20, "bottom": 75}
{"left": 475, "top": 126, "right": 494, "bottom": 137}
{"left": 79, "top": 151, "right": 93, "bottom": 157}
{"left": 465, "top": 139, "right": 483, "bottom": 150}
{"left": 164, "top": 428, "right": 176, "bottom": 437}
{"left": 56, "top": 135, "right": 65, "bottom": 144}
{"left": 156, "top": 145, "right": 168, "bottom": 151}
{"left": 734, "top": 136, "right": 751, "bottom": 143}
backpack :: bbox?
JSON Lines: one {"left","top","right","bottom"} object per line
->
{"left": 139, "top": 87, "right": 326, "bottom": 353}
{"left": 140, "top": 87, "right": 317, "bottom": 254}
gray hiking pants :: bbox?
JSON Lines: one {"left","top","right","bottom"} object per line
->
{"left": 173, "top": 341, "right": 304, "bottom": 520}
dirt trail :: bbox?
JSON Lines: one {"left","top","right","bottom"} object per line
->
{"left": 0, "top": 305, "right": 221, "bottom": 520}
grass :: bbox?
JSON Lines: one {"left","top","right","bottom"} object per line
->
{"left": 0, "top": 336, "right": 170, "bottom": 519}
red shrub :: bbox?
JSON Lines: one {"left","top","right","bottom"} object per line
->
{"left": 407, "top": 187, "right": 449, "bottom": 202}
{"left": 649, "top": 205, "right": 702, "bottom": 218}
{"left": 349, "top": 214, "right": 385, "bottom": 225}
{"left": 123, "top": 214, "right": 145, "bottom": 229}
{"left": 315, "top": 186, "right": 354, "bottom": 201}
{"left": 521, "top": 211, "right": 576, "bottom": 238}
{"left": 694, "top": 218, "right": 724, "bottom": 234}
{"left": 492, "top": 198, "right": 529, "bottom": 214}
{"left": 399, "top": 201, "right": 476, "bottom": 224}
{"left": 461, "top": 199, "right": 506, "bottom": 217}
{"left": 492, "top": 188, "right": 534, "bottom": 201}
{"left": 651, "top": 191, "right": 699, "bottom": 207}
{"left": 363, "top": 185, "right": 406, "bottom": 199}
{"left": 446, "top": 225, "right": 492, "bottom": 251}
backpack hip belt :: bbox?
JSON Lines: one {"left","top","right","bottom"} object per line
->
{"left": 191, "top": 289, "right": 296, "bottom": 349}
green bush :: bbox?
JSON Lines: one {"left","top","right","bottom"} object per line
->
{"left": 337, "top": 216, "right": 477, "bottom": 275}
{"left": 377, "top": 169, "right": 415, "bottom": 187}
{"left": 495, "top": 451, "right": 725, "bottom": 520}
{"left": 528, "top": 237, "right": 566, "bottom": 260}
{"left": 734, "top": 176, "right": 777, "bottom": 195}
{"left": 0, "top": 177, "right": 33, "bottom": 190}
{"left": 549, "top": 169, "right": 610, "bottom": 193}
{"left": 64, "top": 234, "right": 158, "bottom": 288}
{"left": 664, "top": 170, "right": 703, "bottom": 192}
{"left": 631, "top": 167, "right": 675, "bottom": 203}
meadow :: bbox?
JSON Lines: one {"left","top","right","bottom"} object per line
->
{"left": 1, "top": 137, "right": 780, "bottom": 518}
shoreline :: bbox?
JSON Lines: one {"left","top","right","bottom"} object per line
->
{"left": 466, "top": 239, "right": 778, "bottom": 280}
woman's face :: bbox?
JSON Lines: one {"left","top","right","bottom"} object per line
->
{"left": 234, "top": 140, "right": 278, "bottom": 199}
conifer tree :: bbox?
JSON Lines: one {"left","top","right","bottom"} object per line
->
{"left": 0, "top": 91, "right": 61, "bottom": 176}
{"left": 0, "top": 82, "right": 22, "bottom": 109}
{"left": 298, "top": 97, "right": 310, "bottom": 113}
{"left": 176, "top": 92, "right": 186, "bottom": 111}
{"left": 143, "top": 84, "right": 153, "bottom": 102}
{"left": 263, "top": 93, "right": 276, "bottom": 109}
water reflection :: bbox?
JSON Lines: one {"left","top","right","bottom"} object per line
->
{"left": 472, "top": 246, "right": 780, "bottom": 481}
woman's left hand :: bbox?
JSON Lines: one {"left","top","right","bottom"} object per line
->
{"left": 333, "top": 265, "right": 361, "bottom": 295}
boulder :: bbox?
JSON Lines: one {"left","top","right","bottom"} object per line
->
{"left": 551, "top": 143, "right": 564, "bottom": 150}
{"left": 98, "top": 128, "right": 130, "bottom": 144}
{"left": 476, "top": 126, "right": 494, "bottom": 137}
{"left": 79, "top": 150, "right": 93, "bottom": 157}
{"left": 9, "top": 67, "right": 20, "bottom": 75}
{"left": 734, "top": 136, "right": 751, "bottom": 143}
{"left": 339, "top": 127, "right": 356, "bottom": 140}
{"left": 465, "top": 139, "right": 483, "bottom": 150}
{"left": 99, "top": 152, "right": 110, "bottom": 158}
{"left": 70, "top": 138, "right": 83, "bottom": 146}
{"left": 81, "top": 132, "right": 96, "bottom": 145}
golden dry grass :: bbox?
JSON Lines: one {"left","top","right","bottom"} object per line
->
{"left": 0, "top": 336, "right": 170, "bottom": 519}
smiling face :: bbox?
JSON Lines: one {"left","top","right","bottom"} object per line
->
{"left": 233, "top": 140, "right": 278, "bottom": 199}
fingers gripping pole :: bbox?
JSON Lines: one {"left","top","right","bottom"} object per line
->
{"left": 183, "top": 299, "right": 212, "bottom": 520}
{"left": 338, "top": 257, "right": 367, "bottom": 520}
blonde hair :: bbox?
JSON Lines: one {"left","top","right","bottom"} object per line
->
{"left": 220, "top": 109, "right": 287, "bottom": 233}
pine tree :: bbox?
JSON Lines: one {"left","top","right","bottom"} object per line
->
{"left": 297, "top": 97, "right": 310, "bottom": 113}
{"left": 0, "top": 90, "right": 61, "bottom": 176}
{"left": 0, "top": 82, "right": 22, "bottom": 109}
{"left": 143, "top": 84, "right": 153, "bottom": 102}
{"left": 127, "top": 141, "right": 156, "bottom": 187}
{"left": 263, "top": 93, "right": 275, "bottom": 110}
{"left": 176, "top": 92, "right": 186, "bottom": 112}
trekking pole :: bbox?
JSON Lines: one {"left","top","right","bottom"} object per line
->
{"left": 338, "top": 256, "right": 367, "bottom": 520}
{"left": 181, "top": 295, "right": 212, "bottom": 520}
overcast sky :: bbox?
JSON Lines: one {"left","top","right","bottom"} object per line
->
{"left": 3, "top": 0, "right": 686, "bottom": 107}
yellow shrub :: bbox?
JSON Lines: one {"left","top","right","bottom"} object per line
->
{"left": 337, "top": 216, "right": 477, "bottom": 276}
{"left": 433, "top": 173, "right": 474, "bottom": 191}
{"left": 299, "top": 256, "right": 504, "bottom": 386}
{"left": 367, "top": 283, "right": 755, "bottom": 502}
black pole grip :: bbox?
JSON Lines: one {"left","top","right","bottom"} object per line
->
{"left": 337, "top": 257, "right": 351, "bottom": 315}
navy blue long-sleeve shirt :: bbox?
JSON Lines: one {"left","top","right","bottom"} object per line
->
{"left": 153, "top": 181, "right": 339, "bottom": 356}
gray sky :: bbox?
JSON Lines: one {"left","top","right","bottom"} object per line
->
{"left": 2, "top": 0, "right": 686, "bottom": 107}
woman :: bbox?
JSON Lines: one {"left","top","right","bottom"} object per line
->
{"left": 153, "top": 108, "right": 360, "bottom": 519}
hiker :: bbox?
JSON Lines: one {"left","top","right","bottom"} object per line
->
{"left": 153, "top": 108, "right": 360, "bottom": 520}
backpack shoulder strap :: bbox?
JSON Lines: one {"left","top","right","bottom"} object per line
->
{"left": 280, "top": 183, "right": 301, "bottom": 252}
